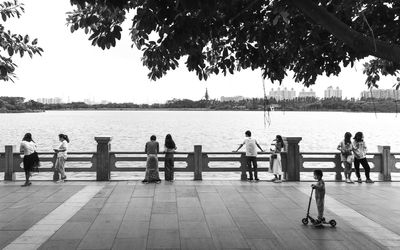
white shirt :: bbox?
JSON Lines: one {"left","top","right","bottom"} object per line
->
{"left": 243, "top": 137, "right": 258, "bottom": 156}
{"left": 57, "top": 140, "right": 68, "bottom": 158}
{"left": 20, "top": 141, "right": 36, "bottom": 155}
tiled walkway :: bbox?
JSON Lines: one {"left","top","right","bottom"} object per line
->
{"left": 0, "top": 181, "right": 399, "bottom": 250}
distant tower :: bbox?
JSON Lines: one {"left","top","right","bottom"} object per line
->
{"left": 205, "top": 88, "right": 209, "bottom": 101}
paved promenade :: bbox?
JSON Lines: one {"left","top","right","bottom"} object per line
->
{"left": 0, "top": 180, "right": 399, "bottom": 250}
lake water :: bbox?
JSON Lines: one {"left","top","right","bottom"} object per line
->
{"left": 1, "top": 110, "right": 399, "bottom": 180}
{"left": 1, "top": 110, "right": 400, "bottom": 152}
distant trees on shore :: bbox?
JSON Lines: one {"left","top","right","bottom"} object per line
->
{"left": 1, "top": 96, "right": 399, "bottom": 113}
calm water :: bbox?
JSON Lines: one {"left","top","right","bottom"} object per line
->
{"left": 1, "top": 111, "right": 399, "bottom": 181}
{"left": 1, "top": 110, "right": 400, "bottom": 152}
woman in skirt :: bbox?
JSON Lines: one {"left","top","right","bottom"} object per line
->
{"left": 19, "top": 133, "right": 37, "bottom": 186}
{"left": 164, "top": 134, "right": 177, "bottom": 182}
{"left": 269, "top": 135, "right": 284, "bottom": 183}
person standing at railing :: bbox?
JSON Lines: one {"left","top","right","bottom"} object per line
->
{"left": 352, "top": 132, "right": 374, "bottom": 183}
{"left": 53, "top": 134, "right": 69, "bottom": 182}
{"left": 269, "top": 135, "right": 284, "bottom": 183}
{"left": 19, "top": 133, "right": 37, "bottom": 187}
{"left": 235, "top": 130, "right": 264, "bottom": 181}
{"left": 337, "top": 132, "right": 355, "bottom": 184}
{"left": 164, "top": 134, "right": 177, "bottom": 182}
{"left": 143, "top": 135, "right": 161, "bottom": 184}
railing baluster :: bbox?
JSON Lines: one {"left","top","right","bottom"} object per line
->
{"left": 194, "top": 145, "right": 202, "bottom": 180}
{"left": 4, "top": 145, "right": 16, "bottom": 181}
{"left": 378, "top": 146, "right": 392, "bottom": 181}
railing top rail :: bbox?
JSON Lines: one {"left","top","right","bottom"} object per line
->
{"left": 301, "top": 152, "right": 381, "bottom": 155}
{"left": 112, "top": 151, "right": 192, "bottom": 154}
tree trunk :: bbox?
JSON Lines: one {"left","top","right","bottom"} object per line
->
{"left": 287, "top": 0, "right": 400, "bottom": 64}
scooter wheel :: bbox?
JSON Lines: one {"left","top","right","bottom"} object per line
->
{"left": 302, "top": 218, "right": 309, "bottom": 225}
{"left": 329, "top": 220, "right": 337, "bottom": 227}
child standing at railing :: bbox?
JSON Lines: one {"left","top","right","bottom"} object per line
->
{"left": 311, "top": 169, "right": 325, "bottom": 226}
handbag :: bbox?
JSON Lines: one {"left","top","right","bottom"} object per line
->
{"left": 271, "top": 154, "right": 277, "bottom": 159}
{"left": 346, "top": 155, "right": 354, "bottom": 164}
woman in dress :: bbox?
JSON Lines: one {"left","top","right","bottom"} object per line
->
{"left": 337, "top": 132, "right": 354, "bottom": 183}
{"left": 143, "top": 135, "right": 161, "bottom": 183}
{"left": 19, "top": 133, "right": 37, "bottom": 186}
{"left": 54, "top": 134, "right": 69, "bottom": 182}
{"left": 353, "top": 132, "right": 374, "bottom": 183}
{"left": 269, "top": 135, "right": 284, "bottom": 183}
{"left": 164, "top": 134, "right": 177, "bottom": 182}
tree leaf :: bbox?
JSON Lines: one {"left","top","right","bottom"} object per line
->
{"left": 7, "top": 47, "right": 13, "bottom": 56}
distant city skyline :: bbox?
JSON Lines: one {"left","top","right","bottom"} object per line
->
{"left": 2, "top": 0, "right": 398, "bottom": 104}
{"left": 28, "top": 86, "right": 400, "bottom": 105}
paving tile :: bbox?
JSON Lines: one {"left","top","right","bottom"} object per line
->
{"left": 246, "top": 239, "right": 283, "bottom": 250}
{"left": 124, "top": 207, "right": 152, "bottom": 221}
{"left": 90, "top": 214, "right": 124, "bottom": 231}
{"left": 116, "top": 221, "right": 149, "bottom": 238}
{"left": 147, "top": 229, "right": 180, "bottom": 249}
{"left": 38, "top": 239, "right": 81, "bottom": 250}
{"left": 152, "top": 201, "right": 177, "bottom": 214}
{"left": 205, "top": 213, "right": 236, "bottom": 230}
{"left": 77, "top": 230, "right": 117, "bottom": 250}
{"left": 212, "top": 229, "right": 249, "bottom": 249}
{"left": 112, "top": 238, "right": 147, "bottom": 250}
{"left": 310, "top": 240, "right": 349, "bottom": 250}
{"left": 177, "top": 207, "right": 206, "bottom": 222}
{"left": 50, "top": 222, "right": 92, "bottom": 240}
{"left": 150, "top": 214, "right": 179, "bottom": 230}
{"left": 177, "top": 197, "right": 201, "bottom": 208}
{"left": 129, "top": 197, "right": 153, "bottom": 208}
{"left": 154, "top": 192, "right": 176, "bottom": 202}
{"left": 181, "top": 238, "right": 217, "bottom": 250}
{"left": 236, "top": 220, "right": 276, "bottom": 239}
{"left": 179, "top": 221, "right": 212, "bottom": 238}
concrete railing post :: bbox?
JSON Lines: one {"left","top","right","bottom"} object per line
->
{"left": 4, "top": 145, "right": 16, "bottom": 181}
{"left": 240, "top": 153, "right": 248, "bottom": 181}
{"left": 285, "top": 137, "right": 302, "bottom": 181}
{"left": 334, "top": 153, "right": 343, "bottom": 181}
{"left": 53, "top": 153, "right": 59, "bottom": 181}
{"left": 378, "top": 145, "right": 391, "bottom": 181}
{"left": 95, "top": 136, "right": 112, "bottom": 181}
{"left": 194, "top": 145, "right": 202, "bottom": 181}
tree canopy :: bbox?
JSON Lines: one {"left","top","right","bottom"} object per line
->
{"left": 67, "top": 0, "right": 400, "bottom": 88}
{"left": 0, "top": 0, "right": 43, "bottom": 82}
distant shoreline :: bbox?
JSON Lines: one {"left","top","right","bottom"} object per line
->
{"left": 1, "top": 108, "right": 399, "bottom": 113}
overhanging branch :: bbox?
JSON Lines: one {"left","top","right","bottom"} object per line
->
{"left": 287, "top": 0, "right": 400, "bottom": 64}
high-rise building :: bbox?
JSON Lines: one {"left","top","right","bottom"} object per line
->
{"left": 298, "top": 88, "right": 316, "bottom": 98}
{"left": 361, "top": 89, "right": 400, "bottom": 99}
{"left": 269, "top": 87, "right": 296, "bottom": 100}
{"left": 36, "top": 97, "right": 63, "bottom": 104}
{"left": 220, "top": 96, "right": 245, "bottom": 102}
{"left": 324, "top": 86, "right": 342, "bottom": 99}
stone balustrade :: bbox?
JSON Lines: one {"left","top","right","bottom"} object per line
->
{"left": 1, "top": 136, "right": 399, "bottom": 181}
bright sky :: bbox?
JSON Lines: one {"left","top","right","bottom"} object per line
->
{"left": 1, "top": 0, "right": 397, "bottom": 103}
